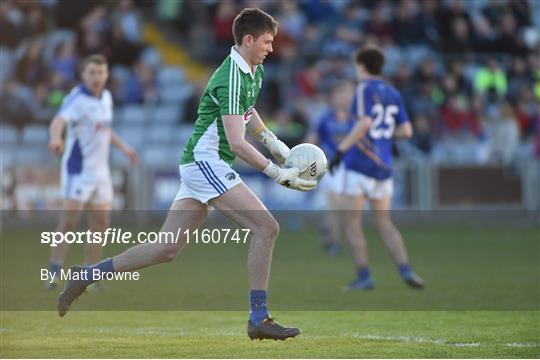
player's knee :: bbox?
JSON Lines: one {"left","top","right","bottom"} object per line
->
{"left": 267, "top": 217, "right": 280, "bottom": 238}
{"left": 373, "top": 215, "right": 392, "bottom": 230}
{"left": 345, "top": 222, "right": 362, "bottom": 238}
{"left": 255, "top": 217, "right": 280, "bottom": 239}
{"left": 91, "top": 218, "right": 109, "bottom": 231}
{"left": 58, "top": 218, "right": 78, "bottom": 232}
{"left": 157, "top": 244, "right": 181, "bottom": 263}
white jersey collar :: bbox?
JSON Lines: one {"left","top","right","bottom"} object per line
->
{"left": 230, "top": 46, "right": 257, "bottom": 76}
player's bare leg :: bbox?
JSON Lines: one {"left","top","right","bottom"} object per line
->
{"left": 336, "top": 194, "right": 374, "bottom": 291}
{"left": 47, "top": 199, "right": 84, "bottom": 290}
{"left": 370, "top": 196, "right": 424, "bottom": 289}
{"left": 57, "top": 198, "right": 208, "bottom": 316}
{"left": 84, "top": 201, "right": 111, "bottom": 292}
{"left": 112, "top": 198, "right": 208, "bottom": 272}
{"left": 370, "top": 197, "right": 408, "bottom": 264}
{"left": 324, "top": 191, "right": 344, "bottom": 256}
{"left": 85, "top": 202, "right": 111, "bottom": 265}
{"left": 210, "top": 183, "right": 278, "bottom": 290}
{"left": 337, "top": 194, "right": 369, "bottom": 267}
{"left": 209, "top": 183, "right": 300, "bottom": 340}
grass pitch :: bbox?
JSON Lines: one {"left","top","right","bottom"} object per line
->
{"left": 1, "top": 310, "right": 539, "bottom": 358}
{"left": 1, "top": 215, "right": 539, "bottom": 357}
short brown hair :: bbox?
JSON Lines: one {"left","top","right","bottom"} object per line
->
{"left": 232, "top": 8, "right": 278, "bottom": 46}
{"left": 354, "top": 46, "right": 385, "bottom": 75}
{"left": 79, "top": 54, "right": 108, "bottom": 73}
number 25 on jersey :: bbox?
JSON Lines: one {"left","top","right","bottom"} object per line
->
{"left": 369, "top": 104, "right": 398, "bottom": 140}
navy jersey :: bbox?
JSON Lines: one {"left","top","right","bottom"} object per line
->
{"left": 345, "top": 79, "right": 409, "bottom": 180}
{"left": 316, "top": 109, "right": 356, "bottom": 160}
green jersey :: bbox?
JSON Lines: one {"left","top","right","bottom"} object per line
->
{"left": 181, "top": 47, "right": 264, "bottom": 166}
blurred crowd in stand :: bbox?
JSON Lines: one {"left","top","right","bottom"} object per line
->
{"left": 168, "top": 0, "right": 539, "bottom": 167}
{"left": 1, "top": 0, "right": 161, "bottom": 127}
{"left": 2, "top": 0, "right": 539, "bottom": 169}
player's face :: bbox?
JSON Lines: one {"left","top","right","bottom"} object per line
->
{"left": 250, "top": 32, "right": 274, "bottom": 65}
{"left": 331, "top": 83, "right": 354, "bottom": 110}
{"left": 81, "top": 63, "right": 109, "bottom": 93}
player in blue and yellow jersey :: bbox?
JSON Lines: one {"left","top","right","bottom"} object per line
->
{"left": 329, "top": 46, "right": 424, "bottom": 291}
{"left": 307, "top": 80, "right": 355, "bottom": 256}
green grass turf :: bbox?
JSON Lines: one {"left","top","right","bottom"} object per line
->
{"left": 1, "top": 311, "right": 539, "bottom": 358}
{"left": 1, "top": 219, "right": 539, "bottom": 357}
{"left": 2, "top": 223, "right": 538, "bottom": 311}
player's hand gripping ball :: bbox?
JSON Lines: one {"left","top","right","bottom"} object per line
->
{"left": 284, "top": 143, "right": 327, "bottom": 183}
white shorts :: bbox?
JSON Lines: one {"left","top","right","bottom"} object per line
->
{"left": 175, "top": 160, "right": 243, "bottom": 204}
{"left": 61, "top": 171, "right": 113, "bottom": 204}
{"left": 319, "top": 169, "right": 340, "bottom": 193}
{"left": 334, "top": 165, "right": 393, "bottom": 199}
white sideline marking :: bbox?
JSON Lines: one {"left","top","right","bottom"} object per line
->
{"left": 505, "top": 342, "right": 540, "bottom": 348}
{"left": 92, "top": 327, "right": 540, "bottom": 348}
{"left": 454, "top": 343, "right": 481, "bottom": 347}
{"left": 351, "top": 333, "right": 480, "bottom": 347}
{"left": 351, "top": 333, "right": 540, "bottom": 348}
{"left": 0, "top": 327, "right": 10, "bottom": 333}
{"left": 96, "top": 327, "right": 243, "bottom": 337}
{"left": 97, "top": 327, "right": 190, "bottom": 336}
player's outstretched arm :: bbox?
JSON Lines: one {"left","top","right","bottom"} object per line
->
{"left": 48, "top": 116, "right": 66, "bottom": 155}
{"left": 111, "top": 130, "right": 139, "bottom": 165}
{"left": 248, "top": 109, "right": 290, "bottom": 165}
{"left": 222, "top": 115, "right": 315, "bottom": 192}
{"left": 337, "top": 116, "right": 372, "bottom": 153}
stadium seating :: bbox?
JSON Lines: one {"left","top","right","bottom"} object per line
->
{"left": 159, "top": 83, "right": 194, "bottom": 105}
{"left": 1, "top": 124, "right": 19, "bottom": 146}
{"left": 147, "top": 125, "right": 178, "bottom": 144}
{"left": 157, "top": 66, "right": 186, "bottom": 85}
{"left": 15, "top": 145, "right": 52, "bottom": 165}
{"left": 21, "top": 125, "right": 49, "bottom": 146}
{"left": 150, "top": 105, "right": 182, "bottom": 124}
{"left": 142, "top": 145, "right": 177, "bottom": 166}
{"left": 120, "top": 105, "right": 147, "bottom": 124}
{"left": 0, "top": 47, "right": 15, "bottom": 87}
{"left": 115, "top": 125, "right": 146, "bottom": 147}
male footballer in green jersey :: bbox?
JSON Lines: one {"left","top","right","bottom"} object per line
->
{"left": 57, "top": 8, "right": 316, "bottom": 340}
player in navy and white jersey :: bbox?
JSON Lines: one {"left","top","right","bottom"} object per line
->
{"left": 46, "top": 54, "right": 139, "bottom": 290}
{"left": 329, "top": 46, "right": 424, "bottom": 291}
{"left": 306, "top": 80, "right": 355, "bottom": 256}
